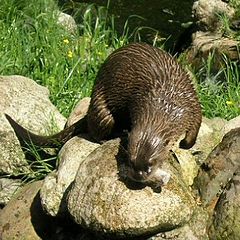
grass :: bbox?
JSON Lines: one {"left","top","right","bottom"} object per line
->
{"left": 0, "top": 0, "right": 240, "bottom": 179}
{"left": 0, "top": 0, "right": 128, "bottom": 117}
{"left": 193, "top": 54, "right": 240, "bottom": 119}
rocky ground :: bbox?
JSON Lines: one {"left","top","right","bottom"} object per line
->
{"left": 1, "top": 74, "right": 240, "bottom": 239}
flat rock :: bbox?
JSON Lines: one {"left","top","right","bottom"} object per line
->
{"left": 67, "top": 139, "right": 196, "bottom": 238}
{"left": 0, "top": 75, "right": 66, "bottom": 175}
{"left": 186, "top": 31, "right": 240, "bottom": 70}
{"left": 40, "top": 137, "right": 99, "bottom": 216}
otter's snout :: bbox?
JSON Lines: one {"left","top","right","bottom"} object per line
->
{"left": 127, "top": 167, "right": 151, "bottom": 183}
{"left": 127, "top": 165, "right": 171, "bottom": 187}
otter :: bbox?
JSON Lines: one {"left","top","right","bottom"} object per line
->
{"left": 5, "top": 43, "right": 202, "bottom": 187}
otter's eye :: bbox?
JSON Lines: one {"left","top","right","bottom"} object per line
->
{"left": 146, "top": 167, "right": 152, "bottom": 175}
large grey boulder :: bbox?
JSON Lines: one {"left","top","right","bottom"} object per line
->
{"left": 67, "top": 138, "right": 196, "bottom": 238}
{"left": 208, "top": 167, "right": 240, "bottom": 239}
{"left": 195, "top": 127, "right": 240, "bottom": 208}
{"left": 0, "top": 75, "right": 66, "bottom": 175}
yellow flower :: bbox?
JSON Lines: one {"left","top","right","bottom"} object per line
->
{"left": 67, "top": 50, "right": 73, "bottom": 58}
{"left": 226, "top": 100, "right": 234, "bottom": 106}
{"left": 63, "top": 39, "right": 69, "bottom": 44}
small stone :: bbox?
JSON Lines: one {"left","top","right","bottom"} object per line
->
{"left": 223, "top": 115, "right": 240, "bottom": 135}
{"left": 184, "top": 117, "right": 225, "bottom": 168}
{"left": 56, "top": 11, "right": 77, "bottom": 34}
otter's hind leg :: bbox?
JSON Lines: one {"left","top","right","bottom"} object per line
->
{"left": 87, "top": 96, "right": 115, "bottom": 142}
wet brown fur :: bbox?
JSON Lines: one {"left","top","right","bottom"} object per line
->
{"left": 5, "top": 43, "right": 202, "bottom": 185}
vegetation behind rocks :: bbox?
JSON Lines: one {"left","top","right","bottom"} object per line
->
{"left": 1, "top": 0, "right": 240, "bottom": 120}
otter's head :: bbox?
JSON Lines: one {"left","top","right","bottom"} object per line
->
{"left": 127, "top": 127, "right": 171, "bottom": 188}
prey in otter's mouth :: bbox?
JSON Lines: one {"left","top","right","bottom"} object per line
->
{"left": 5, "top": 43, "right": 202, "bottom": 189}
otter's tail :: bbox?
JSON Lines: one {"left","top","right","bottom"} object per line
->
{"left": 5, "top": 114, "right": 87, "bottom": 148}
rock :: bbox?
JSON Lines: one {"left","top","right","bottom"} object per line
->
{"left": 0, "top": 180, "right": 97, "bottom": 240}
{"left": 186, "top": 31, "right": 240, "bottom": 70}
{"left": 0, "top": 116, "right": 28, "bottom": 176}
{"left": 0, "top": 75, "right": 66, "bottom": 175}
{"left": 194, "top": 127, "right": 240, "bottom": 209}
{"left": 0, "top": 181, "right": 52, "bottom": 240}
{"left": 187, "top": 0, "right": 238, "bottom": 70}
{"left": 193, "top": 0, "right": 235, "bottom": 31}
{"left": 223, "top": 115, "right": 240, "bottom": 135}
{"left": 66, "top": 97, "right": 90, "bottom": 127}
{"left": 67, "top": 139, "right": 196, "bottom": 238}
{"left": 173, "top": 148, "right": 198, "bottom": 187}
{"left": 208, "top": 167, "right": 240, "bottom": 240}
{"left": 178, "top": 117, "right": 224, "bottom": 175}
{"left": 0, "top": 178, "right": 22, "bottom": 207}
{"left": 170, "top": 117, "right": 224, "bottom": 187}
{"left": 203, "top": 117, "right": 227, "bottom": 134}
{"left": 149, "top": 207, "right": 209, "bottom": 240}
{"left": 40, "top": 137, "right": 99, "bottom": 216}
{"left": 56, "top": 11, "right": 78, "bottom": 34}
